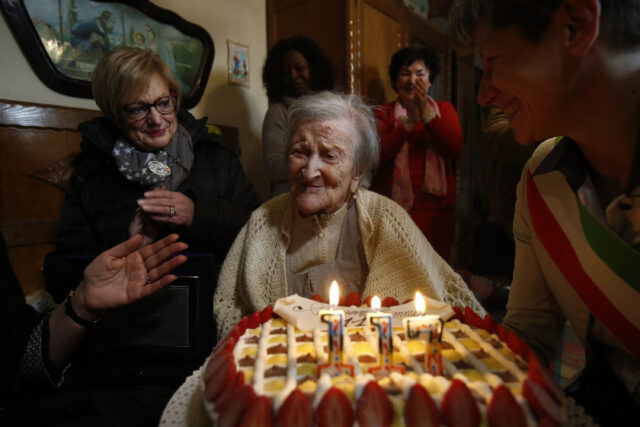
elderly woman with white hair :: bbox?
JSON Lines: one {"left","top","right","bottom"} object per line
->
{"left": 214, "top": 91, "right": 483, "bottom": 337}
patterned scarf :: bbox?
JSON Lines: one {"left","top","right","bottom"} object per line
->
{"left": 391, "top": 100, "right": 447, "bottom": 211}
{"left": 111, "top": 124, "right": 194, "bottom": 190}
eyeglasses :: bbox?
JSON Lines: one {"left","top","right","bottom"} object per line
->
{"left": 123, "top": 95, "right": 176, "bottom": 121}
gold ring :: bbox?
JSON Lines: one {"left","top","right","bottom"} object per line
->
{"left": 169, "top": 206, "right": 176, "bottom": 217}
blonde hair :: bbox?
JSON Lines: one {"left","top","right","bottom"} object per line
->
{"left": 92, "top": 47, "right": 181, "bottom": 123}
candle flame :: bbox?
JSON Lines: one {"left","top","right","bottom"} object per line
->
{"left": 371, "top": 296, "right": 381, "bottom": 310}
{"left": 415, "top": 291, "right": 426, "bottom": 313}
{"left": 329, "top": 281, "right": 340, "bottom": 306}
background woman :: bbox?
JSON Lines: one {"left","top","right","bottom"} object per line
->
{"left": 44, "top": 47, "right": 261, "bottom": 302}
{"left": 215, "top": 91, "right": 483, "bottom": 337}
{"left": 261, "top": 35, "right": 334, "bottom": 197}
{"left": 371, "top": 47, "right": 463, "bottom": 262}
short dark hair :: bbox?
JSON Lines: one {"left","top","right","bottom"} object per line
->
{"left": 449, "top": 0, "right": 640, "bottom": 51}
{"left": 388, "top": 47, "right": 440, "bottom": 92}
{"left": 262, "top": 36, "right": 334, "bottom": 103}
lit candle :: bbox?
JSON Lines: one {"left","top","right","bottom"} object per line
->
{"left": 318, "top": 281, "right": 353, "bottom": 376}
{"left": 403, "top": 291, "right": 444, "bottom": 375}
{"left": 366, "top": 296, "right": 399, "bottom": 374}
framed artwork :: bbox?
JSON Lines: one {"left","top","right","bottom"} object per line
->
{"left": 227, "top": 40, "right": 249, "bottom": 88}
{"left": 0, "top": 0, "right": 214, "bottom": 108}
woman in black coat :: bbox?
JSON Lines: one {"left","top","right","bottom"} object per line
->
{"left": 44, "top": 47, "right": 261, "bottom": 301}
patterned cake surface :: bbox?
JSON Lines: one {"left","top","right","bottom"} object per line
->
{"left": 202, "top": 296, "right": 565, "bottom": 426}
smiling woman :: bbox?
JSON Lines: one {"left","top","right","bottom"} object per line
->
{"left": 261, "top": 36, "right": 335, "bottom": 197}
{"left": 370, "top": 47, "right": 463, "bottom": 262}
{"left": 44, "top": 47, "right": 262, "bottom": 303}
{"left": 213, "top": 91, "right": 484, "bottom": 339}
{"left": 449, "top": 0, "right": 640, "bottom": 423}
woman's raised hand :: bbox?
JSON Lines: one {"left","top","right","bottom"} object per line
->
{"left": 73, "top": 234, "right": 188, "bottom": 318}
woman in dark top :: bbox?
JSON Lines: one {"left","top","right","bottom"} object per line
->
{"left": 44, "top": 47, "right": 261, "bottom": 301}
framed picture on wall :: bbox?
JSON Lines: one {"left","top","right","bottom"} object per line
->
{"left": 227, "top": 40, "right": 249, "bottom": 88}
{"left": 0, "top": 0, "right": 214, "bottom": 108}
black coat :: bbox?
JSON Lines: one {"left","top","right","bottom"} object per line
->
{"left": 1, "top": 233, "right": 41, "bottom": 405}
{"left": 44, "top": 110, "right": 262, "bottom": 302}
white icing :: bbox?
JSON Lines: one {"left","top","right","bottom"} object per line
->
{"left": 253, "top": 322, "right": 271, "bottom": 395}
{"left": 354, "top": 373, "right": 375, "bottom": 402}
{"left": 312, "top": 373, "right": 333, "bottom": 410}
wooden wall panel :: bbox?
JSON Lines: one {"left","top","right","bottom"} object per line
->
{"left": 359, "top": 2, "right": 403, "bottom": 105}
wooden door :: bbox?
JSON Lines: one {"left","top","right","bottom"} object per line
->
{"left": 357, "top": 0, "right": 403, "bottom": 104}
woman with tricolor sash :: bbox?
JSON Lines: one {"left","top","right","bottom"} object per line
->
{"left": 451, "top": 0, "right": 640, "bottom": 424}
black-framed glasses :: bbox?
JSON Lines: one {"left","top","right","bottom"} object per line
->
{"left": 123, "top": 95, "right": 176, "bottom": 121}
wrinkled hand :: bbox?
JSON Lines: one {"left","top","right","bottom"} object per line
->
{"left": 72, "top": 234, "right": 188, "bottom": 319}
{"left": 137, "top": 188, "right": 195, "bottom": 227}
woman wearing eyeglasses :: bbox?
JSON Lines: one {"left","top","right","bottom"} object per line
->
{"left": 44, "top": 47, "right": 261, "bottom": 302}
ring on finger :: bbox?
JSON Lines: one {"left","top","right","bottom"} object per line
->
{"left": 169, "top": 206, "right": 176, "bottom": 217}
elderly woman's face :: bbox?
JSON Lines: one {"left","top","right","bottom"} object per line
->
{"left": 119, "top": 73, "right": 178, "bottom": 151}
{"left": 288, "top": 118, "right": 361, "bottom": 216}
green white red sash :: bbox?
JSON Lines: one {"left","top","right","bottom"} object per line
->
{"left": 527, "top": 169, "right": 640, "bottom": 360}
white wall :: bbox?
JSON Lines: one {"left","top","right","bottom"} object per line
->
{"left": 0, "top": 0, "right": 270, "bottom": 198}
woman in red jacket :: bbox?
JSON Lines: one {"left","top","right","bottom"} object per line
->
{"left": 371, "top": 47, "right": 463, "bottom": 262}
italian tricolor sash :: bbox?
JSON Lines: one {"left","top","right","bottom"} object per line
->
{"left": 527, "top": 170, "right": 640, "bottom": 360}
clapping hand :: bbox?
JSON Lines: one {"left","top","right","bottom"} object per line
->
{"left": 413, "top": 78, "right": 437, "bottom": 123}
{"left": 137, "top": 187, "right": 196, "bottom": 227}
{"left": 72, "top": 234, "right": 188, "bottom": 320}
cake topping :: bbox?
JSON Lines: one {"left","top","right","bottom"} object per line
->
{"left": 297, "top": 353, "right": 317, "bottom": 363}
{"left": 267, "top": 344, "right": 287, "bottom": 354}
{"left": 265, "top": 366, "right": 288, "bottom": 378}
{"left": 203, "top": 297, "right": 551, "bottom": 427}
{"left": 357, "top": 354, "right": 377, "bottom": 363}
{"left": 471, "top": 349, "right": 490, "bottom": 359}
{"left": 514, "top": 358, "right": 528, "bottom": 371}
{"left": 349, "top": 332, "right": 366, "bottom": 342}
{"left": 238, "top": 355, "right": 255, "bottom": 367}
{"left": 494, "top": 370, "right": 518, "bottom": 383}
{"left": 244, "top": 335, "right": 260, "bottom": 344}
{"left": 452, "top": 330, "right": 468, "bottom": 339}
{"left": 453, "top": 359, "right": 473, "bottom": 370}
{"left": 489, "top": 338, "right": 503, "bottom": 349}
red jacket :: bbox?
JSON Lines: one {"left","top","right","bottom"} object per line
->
{"left": 371, "top": 100, "right": 462, "bottom": 211}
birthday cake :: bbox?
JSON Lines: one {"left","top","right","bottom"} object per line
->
{"left": 201, "top": 294, "right": 565, "bottom": 426}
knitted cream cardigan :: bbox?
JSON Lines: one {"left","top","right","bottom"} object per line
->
{"left": 213, "top": 188, "right": 485, "bottom": 338}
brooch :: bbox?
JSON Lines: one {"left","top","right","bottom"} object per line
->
{"left": 147, "top": 160, "right": 171, "bottom": 177}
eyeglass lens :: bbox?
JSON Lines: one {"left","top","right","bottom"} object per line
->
{"left": 124, "top": 96, "right": 175, "bottom": 120}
